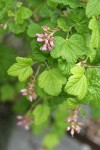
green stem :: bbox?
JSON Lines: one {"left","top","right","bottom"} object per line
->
{"left": 84, "top": 64, "right": 100, "bottom": 68}
{"left": 81, "top": 62, "right": 100, "bottom": 68}
{"left": 34, "top": 65, "right": 41, "bottom": 79}
{"left": 45, "top": 61, "right": 50, "bottom": 70}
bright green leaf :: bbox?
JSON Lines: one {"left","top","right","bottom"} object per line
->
{"left": 33, "top": 104, "right": 50, "bottom": 125}
{"left": 47, "top": 0, "right": 58, "bottom": 7}
{"left": 51, "top": 0, "right": 80, "bottom": 8}
{"left": 71, "top": 65, "right": 84, "bottom": 74}
{"left": 51, "top": 34, "right": 86, "bottom": 63}
{"left": 15, "top": 6, "right": 32, "bottom": 24}
{"left": 57, "top": 18, "right": 68, "bottom": 32}
{"left": 65, "top": 65, "right": 88, "bottom": 100}
{"left": 7, "top": 57, "right": 33, "bottom": 82}
{"left": 16, "top": 2, "right": 23, "bottom": 8}
{"left": 86, "top": 0, "right": 100, "bottom": 18}
{"left": 27, "top": 23, "right": 43, "bottom": 37}
{"left": 66, "top": 98, "right": 79, "bottom": 109}
{"left": 9, "top": 23, "right": 27, "bottom": 34}
{"left": 58, "top": 59, "right": 74, "bottom": 75}
{"left": 43, "top": 133, "right": 60, "bottom": 150}
{"left": 38, "top": 68, "right": 66, "bottom": 96}
{"left": 89, "top": 17, "right": 99, "bottom": 49}
{"left": 87, "top": 48, "right": 96, "bottom": 63}
{"left": 86, "top": 68, "right": 100, "bottom": 104}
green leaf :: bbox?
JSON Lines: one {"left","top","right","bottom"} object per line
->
{"left": 15, "top": 6, "right": 32, "bottom": 24}
{"left": 70, "top": 8, "right": 89, "bottom": 34}
{"left": 35, "top": 81, "right": 47, "bottom": 98}
{"left": 39, "top": 4, "right": 50, "bottom": 18}
{"left": 58, "top": 59, "right": 74, "bottom": 75}
{"left": 38, "top": 68, "right": 66, "bottom": 96}
{"left": 0, "top": 84, "right": 15, "bottom": 101}
{"left": 51, "top": 0, "right": 80, "bottom": 8}
{"left": 57, "top": 18, "right": 68, "bottom": 32}
{"left": 89, "top": 17, "right": 99, "bottom": 49}
{"left": 66, "top": 98, "right": 79, "bottom": 109}
{"left": 0, "top": 44, "right": 15, "bottom": 83}
{"left": 65, "top": 65, "right": 88, "bottom": 100}
{"left": 16, "top": 2, "right": 23, "bottom": 8}
{"left": 47, "top": 0, "right": 58, "bottom": 7}
{"left": 27, "top": 23, "right": 43, "bottom": 37}
{"left": 54, "top": 101, "right": 69, "bottom": 135}
{"left": 86, "top": 68, "right": 100, "bottom": 104}
{"left": 9, "top": 23, "right": 27, "bottom": 34}
{"left": 33, "top": 104, "right": 50, "bottom": 125}
{"left": 86, "top": 0, "right": 100, "bottom": 18}
{"left": 0, "top": 0, "right": 15, "bottom": 20}
{"left": 43, "top": 133, "right": 60, "bottom": 150}
{"left": 7, "top": 57, "right": 33, "bottom": 82}
{"left": 51, "top": 34, "right": 86, "bottom": 63}
{"left": 31, "top": 39, "right": 47, "bottom": 62}
{"left": 87, "top": 48, "right": 96, "bottom": 63}
{"left": 55, "top": 101, "right": 68, "bottom": 129}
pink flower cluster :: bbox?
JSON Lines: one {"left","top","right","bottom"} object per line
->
{"left": 20, "top": 76, "right": 37, "bottom": 102}
{"left": 17, "top": 115, "right": 33, "bottom": 130}
{"left": 65, "top": 109, "right": 84, "bottom": 136}
{"left": 36, "top": 26, "right": 54, "bottom": 51}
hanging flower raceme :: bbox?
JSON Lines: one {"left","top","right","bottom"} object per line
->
{"left": 20, "top": 76, "right": 37, "bottom": 102}
{"left": 36, "top": 26, "right": 55, "bottom": 51}
{"left": 65, "top": 109, "right": 84, "bottom": 136}
{"left": 17, "top": 115, "right": 33, "bottom": 130}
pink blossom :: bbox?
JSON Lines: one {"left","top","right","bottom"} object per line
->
{"left": 29, "top": 95, "right": 33, "bottom": 102}
{"left": 37, "top": 37, "right": 44, "bottom": 42}
{"left": 36, "top": 26, "right": 54, "bottom": 51}
{"left": 20, "top": 89, "right": 27, "bottom": 96}
{"left": 40, "top": 44, "right": 47, "bottom": 51}
{"left": 20, "top": 77, "right": 37, "bottom": 102}
{"left": 65, "top": 108, "right": 84, "bottom": 136}
{"left": 36, "top": 33, "right": 44, "bottom": 37}
{"left": 17, "top": 115, "right": 33, "bottom": 130}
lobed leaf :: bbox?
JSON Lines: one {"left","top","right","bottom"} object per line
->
{"left": 86, "top": 0, "right": 100, "bottom": 18}
{"left": 65, "top": 65, "right": 88, "bottom": 100}
{"left": 38, "top": 68, "right": 66, "bottom": 96}
{"left": 89, "top": 17, "right": 99, "bottom": 49}
{"left": 7, "top": 57, "right": 34, "bottom": 82}
{"left": 33, "top": 104, "right": 50, "bottom": 125}
{"left": 51, "top": 0, "right": 80, "bottom": 8}
{"left": 27, "top": 23, "right": 43, "bottom": 37}
{"left": 51, "top": 34, "right": 86, "bottom": 63}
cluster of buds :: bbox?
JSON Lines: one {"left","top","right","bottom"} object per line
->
{"left": 17, "top": 115, "right": 33, "bottom": 130}
{"left": 20, "top": 76, "right": 37, "bottom": 102}
{"left": 36, "top": 26, "right": 55, "bottom": 51}
{"left": 65, "top": 109, "right": 84, "bottom": 136}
